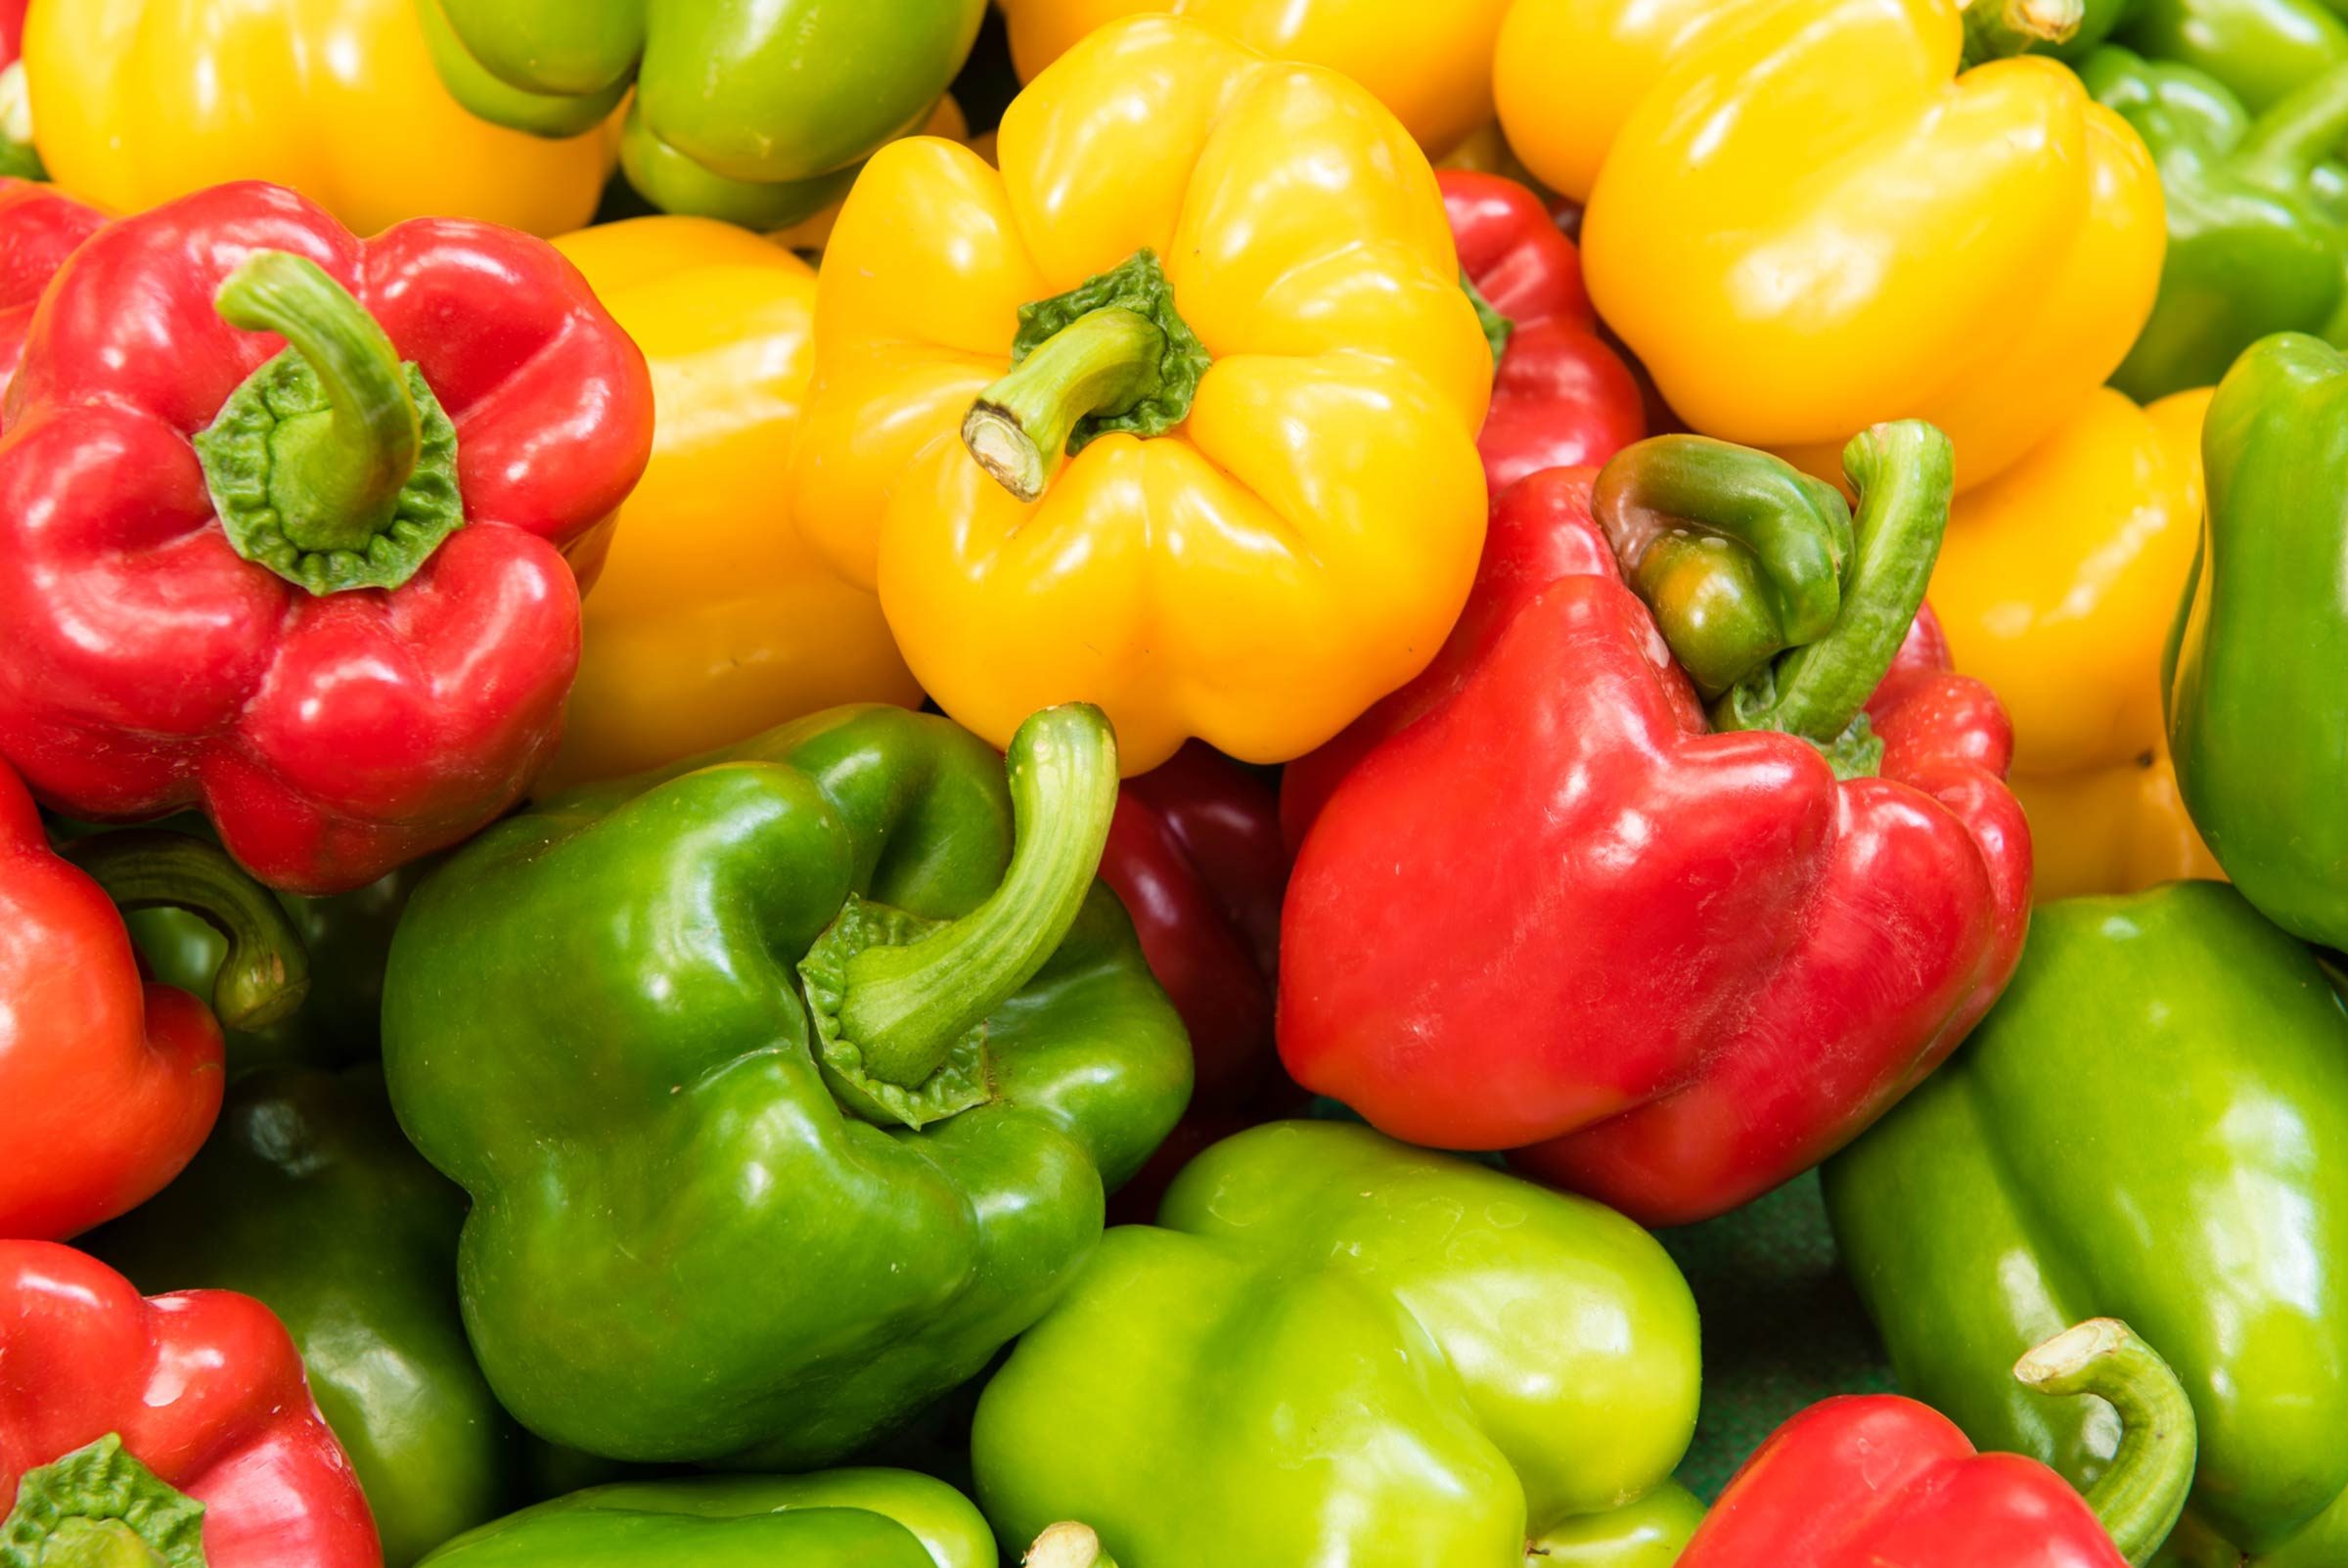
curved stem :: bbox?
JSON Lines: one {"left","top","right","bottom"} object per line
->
{"left": 836, "top": 704, "right": 1119, "bottom": 1088}
{"left": 964, "top": 309, "right": 1166, "bottom": 502}
{"left": 212, "top": 251, "right": 421, "bottom": 552}
{"left": 2235, "top": 61, "right": 2348, "bottom": 187}
{"left": 1026, "top": 1523, "right": 1118, "bottom": 1568}
{"left": 1716, "top": 420, "right": 1952, "bottom": 745}
{"left": 1594, "top": 435, "right": 1855, "bottom": 697}
{"left": 2013, "top": 1319, "right": 2198, "bottom": 1566}
{"left": 66, "top": 830, "right": 311, "bottom": 1032}
{"left": 1960, "top": 0, "right": 2086, "bottom": 65}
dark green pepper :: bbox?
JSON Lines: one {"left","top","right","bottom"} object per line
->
{"left": 86, "top": 1067, "right": 523, "bottom": 1567}
{"left": 2166, "top": 333, "right": 2348, "bottom": 948}
{"left": 382, "top": 703, "right": 1191, "bottom": 1468}
{"left": 1825, "top": 883, "right": 2348, "bottom": 1565}
{"left": 417, "top": 1472, "right": 995, "bottom": 1568}
{"left": 2086, "top": 46, "right": 2348, "bottom": 399}
{"left": 417, "top": 0, "right": 985, "bottom": 226}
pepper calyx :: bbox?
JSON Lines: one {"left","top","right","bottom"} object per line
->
{"left": 0, "top": 1435, "right": 207, "bottom": 1568}
{"left": 800, "top": 895, "right": 994, "bottom": 1131}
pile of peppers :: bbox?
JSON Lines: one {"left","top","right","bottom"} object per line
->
{"left": 4, "top": 2, "right": 2348, "bottom": 1565}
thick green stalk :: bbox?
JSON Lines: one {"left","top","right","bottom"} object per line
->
{"left": 65, "top": 830, "right": 310, "bottom": 1031}
{"left": 2014, "top": 1319, "right": 2199, "bottom": 1566}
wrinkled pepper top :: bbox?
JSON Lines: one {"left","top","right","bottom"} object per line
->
{"left": 787, "top": 15, "right": 1492, "bottom": 775}
{"left": 383, "top": 703, "right": 1191, "bottom": 1470}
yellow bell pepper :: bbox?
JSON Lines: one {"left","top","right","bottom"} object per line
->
{"left": 998, "top": 0, "right": 1512, "bottom": 157}
{"left": 24, "top": 0, "right": 613, "bottom": 237}
{"left": 1931, "top": 385, "right": 2222, "bottom": 899}
{"left": 1494, "top": 0, "right": 2165, "bottom": 493}
{"left": 787, "top": 15, "right": 1490, "bottom": 775}
{"left": 537, "top": 217, "right": 922, "bottom": 792}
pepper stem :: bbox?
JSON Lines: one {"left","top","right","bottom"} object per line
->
{"left": 66, "top": 830, "right": 311, "bottom": 1032}
{"left": 1026, "top": 1523, "right": 1119, "bottom": 1568}
{"left": 835, "top": 704, "right": 1119, "bottom": 1089}
{"left": 1960, "top": 0, "right": 2086, "bottom": 64}
{"left": 0, "top": 1436, "right": 207, "bottom": 1568}
{"left": 2235, "top": 62, "right": 2348, "bottom": 186}
{"left": 1713, "top": 420, "right": 1952, "bottom": 749}
{"left": 1461, "top": 269, "right": 1513, "bottom": 369}
{"left": 2013, "top": 1319, "right": 2198, "bottom": 1566}
{"left": 1595, "top": 435, "right": 1857, "bottom": 698}
{"left": 210, "top": 252, "right": 421, "bottom": 553}
{"left": 964, "top": 308, "right": 1167, "bottom": 502}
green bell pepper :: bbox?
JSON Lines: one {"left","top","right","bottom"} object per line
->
{"left": 382, "top": 703, "right": 1191, "bottom": 1469}
{"left": 86, "top": 1067, "right": 522, "bottom": 1567}
{"left": 417, "top": 0, "right": 985, "bottom": 226}
{"left": 2166, "top": 334, "right": 2348, "bottom": 948}
{"left": 1823, "top": 882, "right": 2348, "bottom": 1566}
{"left": 2114, "top": 0, "right": 2348, "bottom": 112}
{"left": 2088, "top": 48, "right": 2348, "bottom": 399}
{"left": 418, "top": 1472, "right": 995, "bottom": 1568}
{"left": 971, "top": 1121, "right": 1703, "bottom": 1567}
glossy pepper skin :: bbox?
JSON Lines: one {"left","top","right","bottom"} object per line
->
{"left": 1493, "top": 0, "right": 2165, "bottom": 492}
{"left": 1440, "top": 170, "right": 1647, "bottom": 495}
{"left": 23, "top": 0, "right": 613, "bottom": 239}
{"left": 1681, "top": 1321, "right": 2199, "bottom": 1568}
{"left": 0, "top": 181, "right": 655, "bottom": 896}
{"left": 1280, "top": 439, "right": 2031, "bottom": 1227}
{"left": 997, "top": 0, "right": 1513, "bottom": 157}
{"left": 2116, "top": 0, "right": 2348, "bottom": 112}
{"left": 1931, "top": 386, "right": 2221, "bottom": 900}
{"left": 2167, "top": 334, "right": 2348, "bottom": 949}
{"left": 421, "top": 1473, "right": 995, "bottom": 1568}
{"left": 383, "top": 703, "right": 1191, "bottom": 1468}
{"left": 0, "top": 770, "right": 306, "bottom": 1241}
{"left": 0, "top": 1240, "right": 381, "bottom": 1566}
{"left": 1826, "top": 882, "right": 2348, "bottom": 1565}
{"left": 90, "top": 1068, "right": 523, "bottom": 1567}
{"left": 420, "top": 0, "right": 983, "bottom": 229}
{"left": 0, "top": 177, "right": 101, "bottom": 385}
{"left": 973, "top": 1121, "right": 1702, "bottom": 1566}
{"left": 2089, "top": 48, "right": 2348, "bottom": 400}
{"left": 536, "top": 216, "right": 921, "bottom": 792}
{"left": 787, "top": 15, "right": 1493, "bottom": 775}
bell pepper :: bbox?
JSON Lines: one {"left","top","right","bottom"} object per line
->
{"left": 0, "top": 768, "right": 306, "bottom": 1241}
{"left": 0, "top": 1240, "right": 380, "bottom": 1566}
{"left": 88, "top": 1068, "right": 521, "bottom": 1567}
{"left": 1929, "top": 385, "right": 2220, "bottom": 899}
{"left": 1099, "top": 742, "right": 1291, "bottom": 1221}
{"left": 1440, "top": 169, "right": 1647, "bottom": 495}
{"left": 0, "top": 181, "right": 655, "bottom": 895}
{"left": 996, "top": 0, "right": 1513, "bottom": 157}
{"left": 23, "top": 0, "right": 614, "bottom": 239}
{"left": 1279, "top": 427, "right": 2031, "bottom": 1227}
{"left": 1493, "top": 0, "right": 2165, "bottom": 492}
{"left": 2088, "top": 48, "right": 2348, "bottom": 399}
{"left": 419, "top": 0, "right": 984, "bottom": 229}
{"left": 1825, "top": 881, "right": 2348, "bottom": 1564}
{"left": 2167, "top": 333, "right": 2348, "bottom": 950}
{"left": 786, "top": 15, "right": 1493, "bottom": 774}
{"left": 534, "top": 217, "right": 922, "bottom": 792}
{"left": 0, "top": 175, "right": 102, "bottom": 385}
{"left": 381, "top": 703, "right": 1191, "bottom": 1467}
{"left": 1681, "top": 1320, "right": 2199, "bottom": 1568}
{"left": 420, "top": 1472, "right": 994, "bottom": 1568}
{"left": 971, "top": 1120, "right": 1703, "bottom": 1566}
{"left": 2117, "top": 0, "right": 2348, "bottom": 111}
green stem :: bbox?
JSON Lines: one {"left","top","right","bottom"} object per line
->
{"left": 66, "top": 830, "right": 310, "bottom": 1032}
{"left": 964, "top": 309, "right": 1167, "bottom": 502}
{"left": 210, "top": 251, "right": 421, "bottom": 553}
{"left": 1461, "top": 269, "right": 1513, "bottom": 370}
{"left": 1960, "top": 0, "right": 2086, "bottom": 64}
{"left": 2013, "top": 1319, "right": 2199, "bottom": 1566}
{"left": 835, "top": 704, "right": 1119, "bottom": 1088}
{"left": 0, "top": 1436, "right": 207, "bottom": 1568}
{"left": 1714, "top": 420, "right": 1952, "bottom": 747}
{"left": 1025, "top": 1524, "right": 1118, "bottom": 1568}
{"left": 2235, "top": 61, "right": 2348, "bottom": 187}
{"left": 1594, "top": 435, "right": 1856, "bottom": 698}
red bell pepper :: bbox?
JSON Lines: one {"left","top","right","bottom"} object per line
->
{"left": 0, "top": 178, "right": 103, "bottom": 384}
{"left": 0, "top": 761, "right": 306, "bottom": 1241}
{"left": 1684, "top": 1320, "right": 2196, "bottom": 1568}
{"left": 0, "top": 1241, "right": 380, "bottom": 1565}
{"left": 1442, "top": 170, "right": 1645, "bottom": 495}
{"left": 0, "top": 181, "right": 655, "bottom": 895}
{"left": 1279, "top": 427, "right": 2030, "bottom": 1226}
{"left": 1099, "top": 742, "right": 1293, "bottom": 1220}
